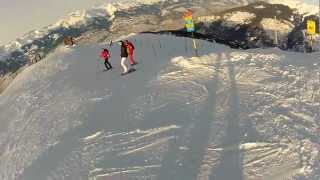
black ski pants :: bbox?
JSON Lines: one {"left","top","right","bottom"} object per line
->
{"left": 104, "top": 59, "right": 112, "bottom": 69}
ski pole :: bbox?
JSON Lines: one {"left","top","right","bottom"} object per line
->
{"left": 96, "top": 58, "right": 100, "bottom": 72}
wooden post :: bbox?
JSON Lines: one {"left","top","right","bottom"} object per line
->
{"left": 192, "top": 33, "right": 199, "bottom": 57}
{"left": 274, "top": 16, "right": 278, "bottom": 46}
{"left": 310, "top": 36, "right": 313, "bottom": 52}
{"left": 185, "top": 37, "right": 188, "bottom": 54}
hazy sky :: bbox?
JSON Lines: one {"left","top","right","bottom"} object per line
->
{"left": 0, "top": 0, "right": 317, "bottom": 45}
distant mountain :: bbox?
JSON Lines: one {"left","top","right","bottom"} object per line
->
{"left": 183, "top": 1, "right": 319, "bottom": 50}
{"left": 194, "top": 2, "right": 294, "bottom": 49}
{"left": 267, "top": 0, "right": 318, "bottom": 16}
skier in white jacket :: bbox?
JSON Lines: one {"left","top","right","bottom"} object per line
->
{"left": 119, "top": 41, "right": 129, "bottom": 75}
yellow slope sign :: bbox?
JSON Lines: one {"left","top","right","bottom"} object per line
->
{"left": 307, "top": 20, "right": 316, "bottom": 35}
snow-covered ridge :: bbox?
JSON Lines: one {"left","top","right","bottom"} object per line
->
{"left": 53, "top": 0, "right": 162, "bottom": 28}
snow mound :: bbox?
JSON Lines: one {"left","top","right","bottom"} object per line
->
{"left": 197, "top": 15, "right": 221, "bottom": 23}
{"left": 222, "top": 11, "right": 256, "bottom": 27}
{"left": 254, "top": 5, "right": 266, "bottom": 9}
{"left": 261, "top": 18, "right": 294, "bottom": 41}
{"left": 261, "top": 18, "right": 294, "bottom": 34}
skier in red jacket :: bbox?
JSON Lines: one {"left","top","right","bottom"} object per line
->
{"left": 125, "top": 40, "right": 137, "bottom": 66}
{"left": 100, "top": 48, "right": 112, "bottom": 70}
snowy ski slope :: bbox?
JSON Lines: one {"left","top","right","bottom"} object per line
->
{"left": 0, "top": 33, "right": 319, "bottom": 180}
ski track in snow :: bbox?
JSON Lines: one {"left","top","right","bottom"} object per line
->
{"left": 0, "top": 33, "right": 320, "bottom": 180}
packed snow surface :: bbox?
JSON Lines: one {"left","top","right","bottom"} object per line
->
{"left": 0, "top": 33, "right": 319, "bottom": 180}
